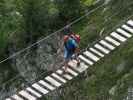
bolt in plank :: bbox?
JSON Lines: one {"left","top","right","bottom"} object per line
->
{"left": 56, "top": 69, "right": 73, "bottom": 80}
{"left": 105, "top": 36, "right": 120, "bottom": 46}
{"left": 68, "top": 61, "right": 89, "bottom": 73}
{"left": 117, "top": 28, "right": 132, "bottom": 38}
{"left": 19, "top": 90, "right": 36, "bottom": 100}
{"left": 45, "top": 76, "right": 62, "bottom": 87}
{"left": 89, "top": 47, "right": 104, "bottom": 57}
{"left": 83, "top": 51, "right": 100, "bottom": 61}
{"left": 39, "top": 80, "right": 55, "bottom": 90}
{"left": 110, "top": 32, "right": 127, "bottom": 42}
{"left": 94, "top": 44, "right": 110, "bottom": 54}
{"left": 62, "top": 67, "right": 78, "bottom": 76}
{"left": 122, "top": 25, "right": 133, "bottom": 33}
{"left": 99, "top": 40, "right": 115, "bottom": 50}
{"left": 78, "top": 55, "right": 94, "bottom": 65}
{"left": 11, "top": 95, "right": 24, "bottom": 100}
{"left": 32, "top": 83, "right": 49, "bottom": 95}
{"left": 51, "top": 73, "right": 67, "bottom": 83}
{"left": 127, "top": 20, "right": 133, "bottom": 27}
{"left": 26, "top": 87, "right": 42, "bottom": 98}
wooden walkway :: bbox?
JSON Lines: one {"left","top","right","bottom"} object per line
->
{"left": 6, "top": 19, "right": 133, "bottom": 100}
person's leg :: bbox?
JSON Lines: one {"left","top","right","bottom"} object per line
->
{"left": 64, "top": 59, "right": 69, "bottom": 72}
{"left": 64, "top": 49, "right": 75, "bottom": 73}
{"left": 73, "top": 48, "right": 80, "bottom": 66}
{"left": 74, "top": 53, "right": 80, "bottom": 66}
{"left": 64, "top": 48, "right": 70, "bottom": 73}
{"left": 76, "top": 56, "right": 80, "bottom": 66}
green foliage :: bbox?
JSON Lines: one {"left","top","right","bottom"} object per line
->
{"left": 0, "top": 0, "right": 22, "bottom": 56}
{"left": 55, "top": 0, "right": 82, "bottom": 23}
{"left": 81, "top": 0, "right": 96, "bottom": 6}
{"left": 17, "top": 0, "right": 49, "bottom": 42}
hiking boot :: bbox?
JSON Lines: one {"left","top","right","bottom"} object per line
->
{"left": 77, "top": 62, "right": 80, "bottom": 67}
{"left": 62, "top": 69, "right": 68, "bottom": 74}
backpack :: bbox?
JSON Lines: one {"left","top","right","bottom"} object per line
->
{"left": 70, "top": 33, "right": 80, "bottom": 43}
{"left": 64, "top": 33, "right": 80, "bottom": 43}
{"left": 64, "top": 33, "right": 80, "bottom": 50}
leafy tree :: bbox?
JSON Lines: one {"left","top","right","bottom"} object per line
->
{"left": 16, "top": 0, "right": 50, "bottom": 44}
{"left": 55, "top": 0, "right": 81, "bottom": 24}
{"left": 0, "top": 0, "right": 21, "bottom": 59}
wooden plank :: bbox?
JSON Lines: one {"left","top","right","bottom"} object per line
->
{"left": 110, "top": 32, "right": 127, "bottom": 42}
{"left": 11, "top": 95, "right": 24, "bottom": 100}
{"left": 51, "top": 73, "right": 67, "bottom": 83}
{"left": 89, "top": 47, "right": 104, "bottom": 57}
{"left": 19, "top": 90, "right": 36, "bottom": 100}
{"left": 122, "top": 25, "right": 133, "bottom": 33}
{"left": 62, "top": 67, "right": 78, "bottom": 76}
{"left": 99, "top": 40, "right": 115, "bottom": 50}
{"left": 94, "top": 44, "right": 110, "bottom": 54}
{"left": 32, "top": 83, "right": 49, "bottom": 95}
{"left": 45, "top": 76, "right": 62, "bottom": 87}
{"left": 68, "top": 61, "right": 89, "bottom": 73}
{"left": 127, "top": 20, "right": 133, "bottom": 27}
{"left": 105, "top": 36, "right": 120, "bottom": 46}
{"left": 39, "top": 80, "right": 55, "bottom": 90}
{"left": 26, "top": 87, "right": 42, "bottom": 98}
{"left": 56, "top": 69, "right": 73, "bottom": 80}
{"left": 6, "top": 98, "right": 12, "bottom": 100}
{"left": 78, "top": 55, "right": 94, "bottom": 65}
{"left": 117, "top": 28, "right": 132, "bottom": 38}
{"left": 83, "top": 51, "right": 100, "bottom": 61}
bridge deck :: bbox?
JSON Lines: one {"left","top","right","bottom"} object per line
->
{"left": 6, "top": 19, "right": 133, "bottom": 100}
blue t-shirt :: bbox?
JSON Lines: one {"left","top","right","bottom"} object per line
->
{"left": 65, "top": 37, "right": 77, "bottom": 50}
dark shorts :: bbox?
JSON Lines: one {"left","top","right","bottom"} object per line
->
{"left": 64, "top": 47, "right": 75, "bottom": 60}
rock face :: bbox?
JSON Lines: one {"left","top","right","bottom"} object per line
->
{"left": 13, "top": 32, "right": 64, "bottom": 81}
{"left": 0, "top": 32, "right": 64, "bottom": 99}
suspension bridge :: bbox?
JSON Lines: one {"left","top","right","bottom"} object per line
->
{"left": 5, "top": 18, "right": 133, "bottom": 100}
